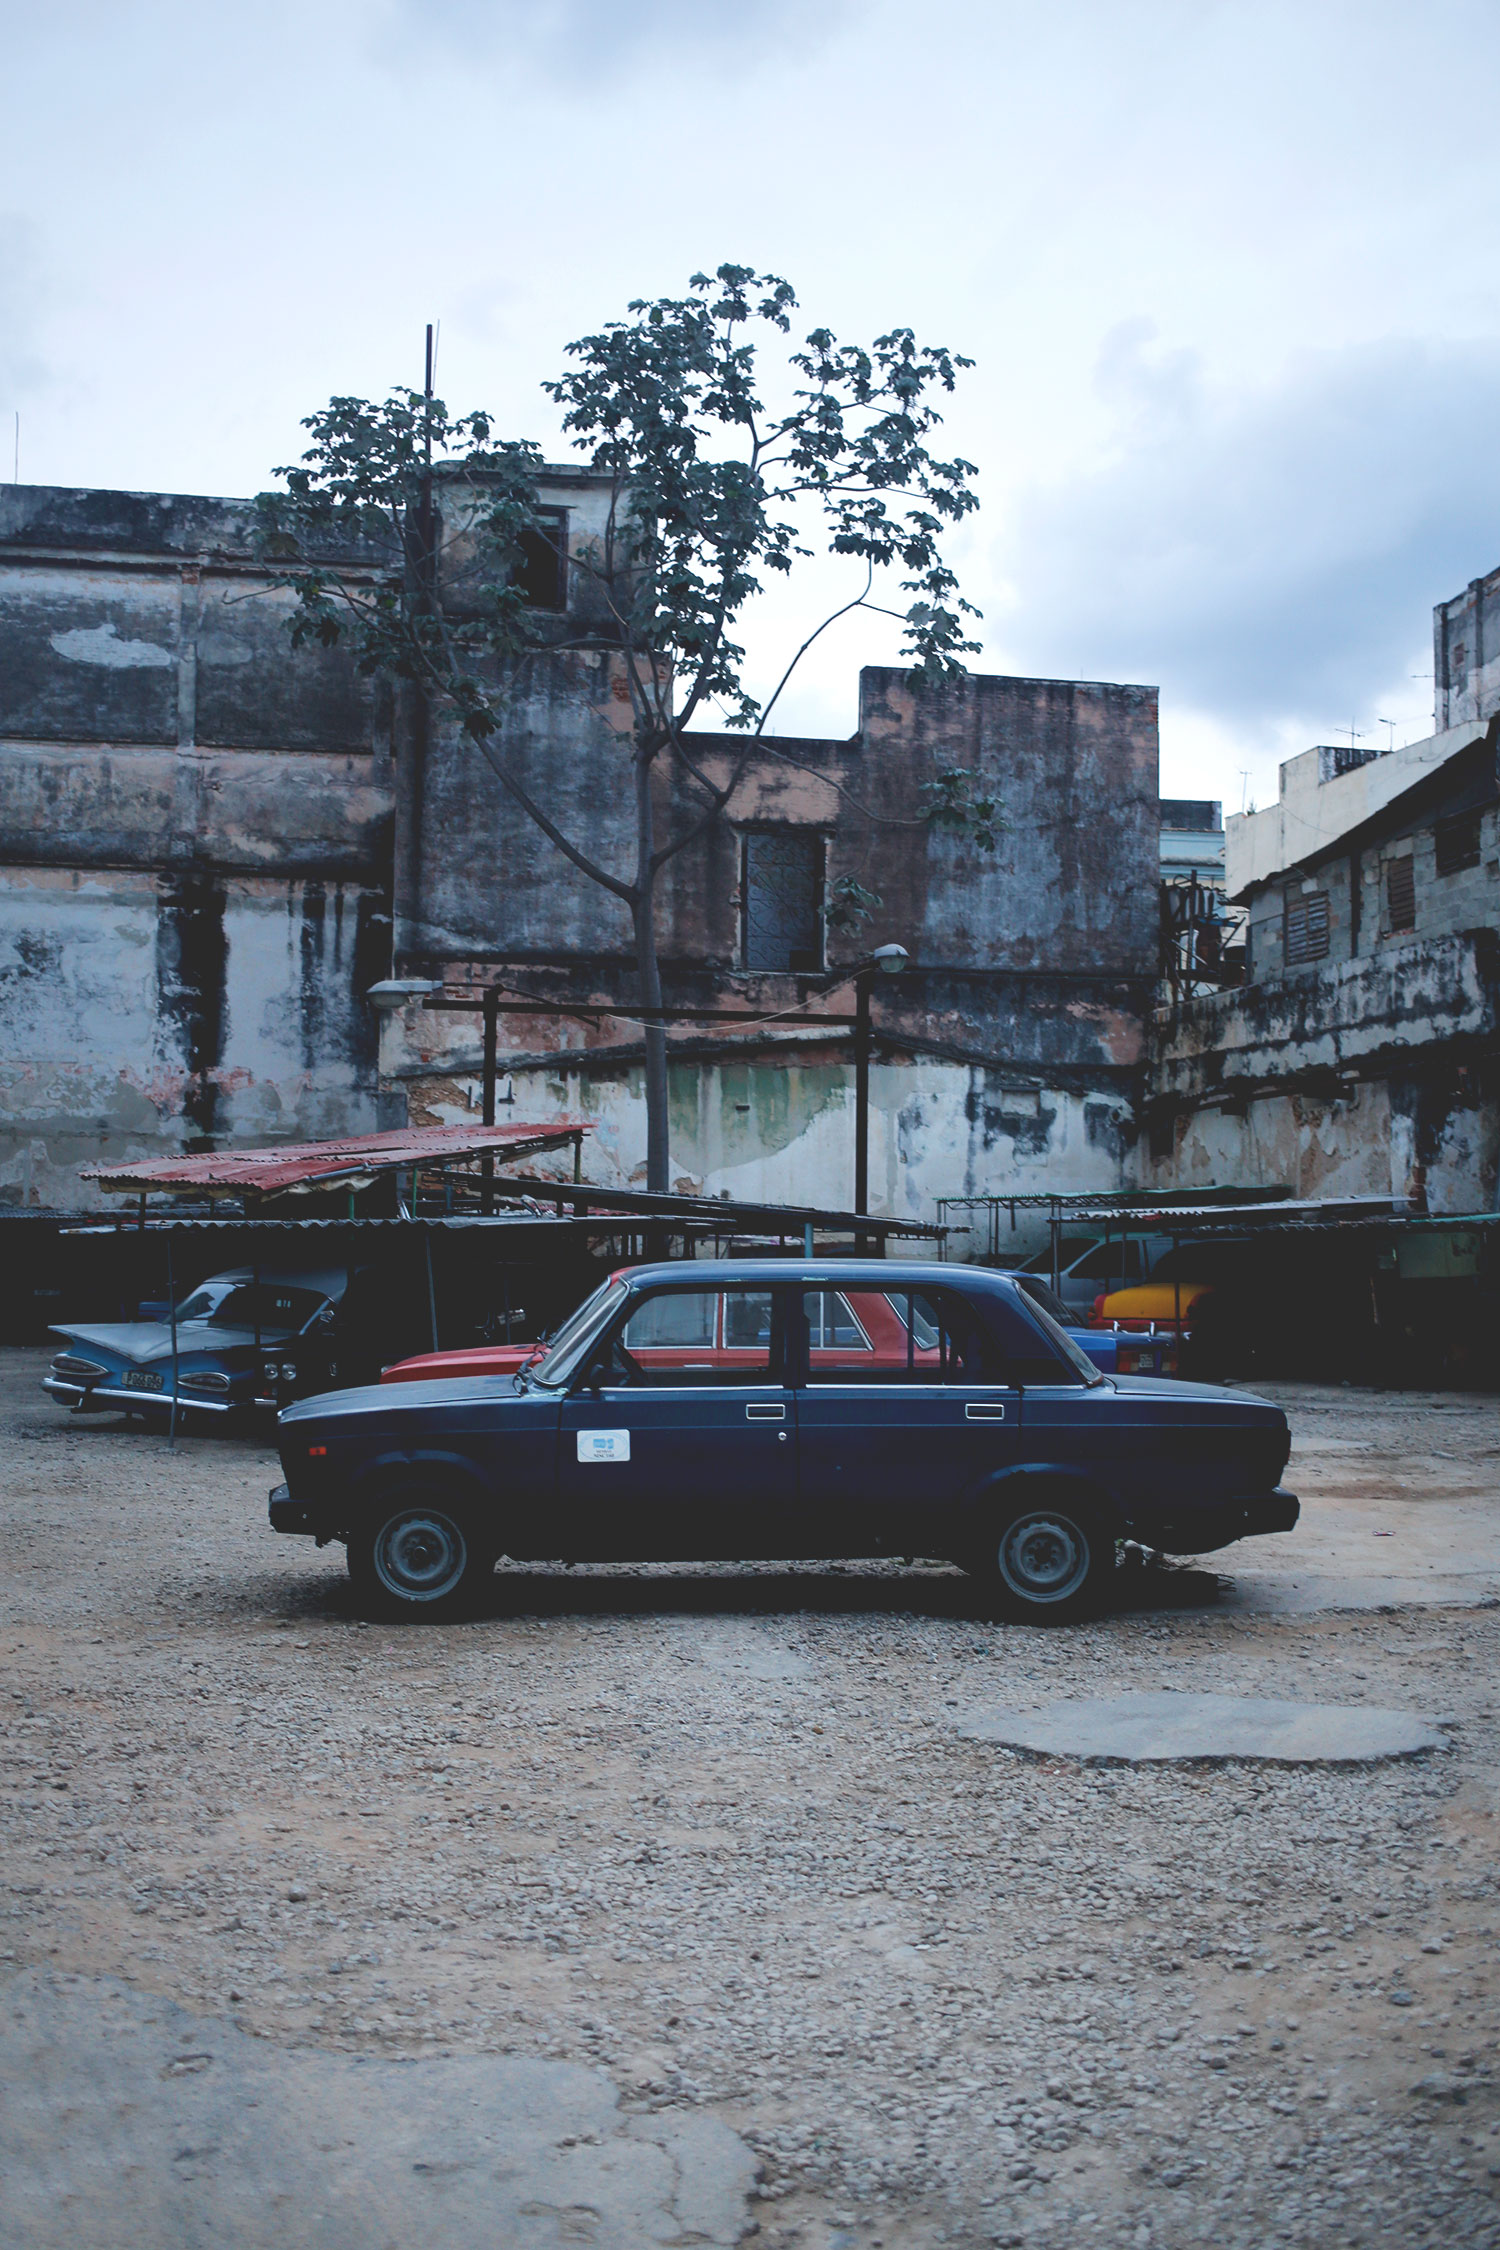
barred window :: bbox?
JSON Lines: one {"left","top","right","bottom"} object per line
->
{"left": 1386, "top": 854, "right": 1416, "bottom": 932}
{"left": 1435, "top": 810, "right": 1482, "bottom": 877}
{"left": 1284, "top": 890, "right": 1330, "bottom": 966}
{"left": 741, "top": 831, "right": 825, "bottom": 972}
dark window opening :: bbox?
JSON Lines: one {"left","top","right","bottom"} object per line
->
{"left": 514, "top": 512, "right": 567, "bottom": 612}
{"left": 741, "top": 830, "right": 825, "bottom": 972}
{"left": 1284, "top": 890, "right": 1330, "bottom": 966}
{"left": 1386, "top": 854, "right": 1416, "bottom": 933}
{"left": 1435, "top": 810, "right": 1482, "bottom": 877}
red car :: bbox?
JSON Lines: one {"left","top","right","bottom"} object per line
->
{"left": 383, "top": 1282, "right": 947, "bottom": 1384}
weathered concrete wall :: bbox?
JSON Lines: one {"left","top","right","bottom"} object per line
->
{"left": 0, "top": 487, "right": 395, "bottom": 1204}
{"left": 1149, "top": 932, "right": 1500, "bottom": 1212}
{"left": 397, "top": 656, "right": 1159, "bottom": 1216}
{"left": 398, "top": 1046, "right": 1135, "bottom": 1228}
{"left": 1227, "top": 721, "right": 1487, "bottom": 898}
{"left": 1, "top": 476, "right": 1160, "bottom": 1218}
{"left": 1436, "top": 564, "right": 1500, "bottom": 732}
{"left": 0, "top": 866, "right": 389, "bottom": 1206}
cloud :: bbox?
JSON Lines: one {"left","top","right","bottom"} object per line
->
{"left": 0, "top": 215, "right": 47, "bottom": 410}
{"left": 996, "top": 327, "right": 1500, "bottom": 738}
{"left": 372, "top": 0, "right": 862, "bottom": 82}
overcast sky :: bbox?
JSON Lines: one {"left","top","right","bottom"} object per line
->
{"left": 5, "top": 0, "right": 1499, "bottom": 811}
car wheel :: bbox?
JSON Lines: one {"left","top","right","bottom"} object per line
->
{"left": 348, "top": 1492, "right": 493, "bottom": 1621}
{"left": 970, "top": 1492, "right": 1112, "bottom": 1623}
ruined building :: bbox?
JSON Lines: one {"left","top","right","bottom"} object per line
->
{"left": 1150, "top": 571, "right": 1500, "bottom": 1213}
{"left": 0, "top": 476, "right": 1161, "bottom": 1220}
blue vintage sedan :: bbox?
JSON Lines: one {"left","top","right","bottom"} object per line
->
{"left": 270, "top": 1260, "right": 1297, "bottom": 1623}
{"left": 46, "top": 1266, "right": 350, "bottom": 1423}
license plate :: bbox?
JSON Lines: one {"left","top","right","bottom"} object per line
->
{"left": 124, "top": 1369, "right": 164, "bottom": 1393}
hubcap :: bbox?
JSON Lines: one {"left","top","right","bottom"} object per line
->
{"left": 373, "top": 1509, "right": 467, "bottom": 1602}
{"left": 996, "top": 1509, "right": 1089, "bottom": 1604}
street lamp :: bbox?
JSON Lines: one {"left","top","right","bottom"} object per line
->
{"left": 366, "top": 977, "right": 443, "bottom": 1012}
{"left": 852, "top": 945, "right": 908, "bottom": 1217}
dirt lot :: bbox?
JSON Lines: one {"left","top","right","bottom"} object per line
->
{"left": 3, "top": 1346, "right": 1500, "bottom": 2249}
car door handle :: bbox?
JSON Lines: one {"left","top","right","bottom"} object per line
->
{"left": 965, "top": 1402, "right": 1007, "bottom": 1420}
{"left": 745, "top": 1403, "right": 785, "bottom": 1421}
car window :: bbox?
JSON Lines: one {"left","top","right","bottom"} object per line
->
{"left": 1069, "top": 1241, "right": 1144, "bottom": 1281}
{"left": 175, "top": 1286, "right": 229, "bottom": 1322}
{"left": 623, "top": 1290, "right": 717, "bottom": 1347}
{"left": 596, "top": 1286, "right": 780, "bottom": 1387}
{"left": 1021, "top": 1236, "right": 1098, "bottom": 1274}
{"left": 529, "top": 1278, "right": 629, "bottom": 1388}
{"left": 1013, "top": 1274, "right": 1075, "bottom": 1326}
{"left": 1014, "top": 1294, "right": 1107, "bottom": 1386}
{"left": 723, "top": 1289, "right": 775, "bottom": 1347}
{"left": 807, "top": 1291, "right": 870, "bottom": 1349}
{"left": 206, "top": 1284, "right": 327, "bottom": 1331}
{"left": 803, "top": 1287, "right": 995, "bottom": 1384}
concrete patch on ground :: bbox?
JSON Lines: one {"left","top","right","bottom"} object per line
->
{"left": 957, "top": 1688, "right": 1450, "bottom": 1765}
{"left": 0, "top": 1968, "right": 757, "bottom": 2250}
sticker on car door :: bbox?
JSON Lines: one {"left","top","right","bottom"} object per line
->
{"left": 577, "top": 1429, "right": 631, "bottom": 1463}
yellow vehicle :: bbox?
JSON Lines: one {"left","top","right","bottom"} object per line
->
{"left": 1091, "top": 1243, "right": 1253, "bottom": 1373}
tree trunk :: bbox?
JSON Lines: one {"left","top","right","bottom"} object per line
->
{"left": 634, "top": 889, "right": 669, "bottom": 1191}
{"left": 633, "top": 746, "right": 670, "bottom": 1192}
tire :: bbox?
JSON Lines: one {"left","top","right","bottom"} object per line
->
{"left": 347, "top": 1489, "right": 494, "bottom": 1621}
{"left": 967, "top": 1490, "right": 1113, "bottom": 1623}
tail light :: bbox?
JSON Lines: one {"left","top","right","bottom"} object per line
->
{"left": 1091, "top": 1294, "right": 1107, "bottom": 1325}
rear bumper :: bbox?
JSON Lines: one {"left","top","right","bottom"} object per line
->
{"left": 1134, "top": 1488, "right": 1300, "bottom": 1555}
{"left": 42, "top": 1377, "right": 233, "bottom": 1415}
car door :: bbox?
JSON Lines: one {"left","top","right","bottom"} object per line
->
{"left": 556, "top": 1280, "right": 799, "bottom": 1561}
{"left": 792, "top": 1285, "right": 1022, "bottom": 1559}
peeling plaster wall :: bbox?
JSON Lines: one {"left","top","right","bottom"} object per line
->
{"left": 0, "top": 487, "right": 395, "bottom": 1205}
{"left": 0, "top": 865, "right": 389, "bottom": 1207}
{"left": 398, "top": 1047, "right": 1135, "bottom": 1242}
{"left": 1149, "top": 932, "right": 1500, "bottom": 1213}
{"left": 1, "top": 479, "right": 1161, "bottom": 1220}
{"left": 397, "top": 659, "right": 1159, "bottom": 1221}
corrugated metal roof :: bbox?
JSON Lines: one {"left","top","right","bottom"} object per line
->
{"left": 1058, "top": 1196, "right": 1403, "bottom": 1224}
{"left": 80, "top": 1122, "right": 589, "bottom": 1195}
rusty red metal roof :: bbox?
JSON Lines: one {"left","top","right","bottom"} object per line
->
{"left": 82, "top": 1122, "right": 590, "bottom": 1196}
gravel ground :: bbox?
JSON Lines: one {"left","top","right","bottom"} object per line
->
{"left": 3, "top": 1345, "right": 1500, "bottom": 2249}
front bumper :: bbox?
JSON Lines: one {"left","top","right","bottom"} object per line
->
{"left": 42, "top": 1376, "right": 233, "bottom": 1415}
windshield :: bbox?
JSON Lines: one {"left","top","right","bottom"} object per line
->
{"left": 528, "top": 1278, "right": 629, "bottom": 1389}
{"left": 181, "top": 1283, "right": 327, "bottom": 1331}
{"left": 1014, "top": 1275, "right": 1074, "bottom": 1326}
{"left": 1014, "top": 1294, "right": 1108, "bottom": 1386}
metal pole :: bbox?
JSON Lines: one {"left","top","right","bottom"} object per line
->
{"left": 166, "top": 1231, "right": 179, "bottom": 1450}
{"left": 424, "top": 1227, "right": 439, "bottom": 1353}
{"left": 481, "top": 988, "right": 498, "bottom": 1215}
{"left": 854, "top": 972, "right": 871, "bottom": 1218}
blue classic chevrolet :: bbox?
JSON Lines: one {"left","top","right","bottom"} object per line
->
{"left": 270, "top": 1260, "right": 1297, "bottom": 1623}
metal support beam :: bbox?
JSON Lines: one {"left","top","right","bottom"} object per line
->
{"left": 854, "top": 972, "right": 871, "bottom": 1219}
{"left": 481, "top": 988, "right": 499, "bottom": 1216}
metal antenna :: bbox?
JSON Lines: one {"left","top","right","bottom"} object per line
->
{"left": 1238, "top": 767, "right": 1250, "bottom": 815}
{"left": 1338, "top": 720, "right": 1367, "bottom": 752}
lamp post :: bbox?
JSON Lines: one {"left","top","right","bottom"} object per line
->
{"left": 853, "top": 944, "right": 908, "bottom": 1217}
